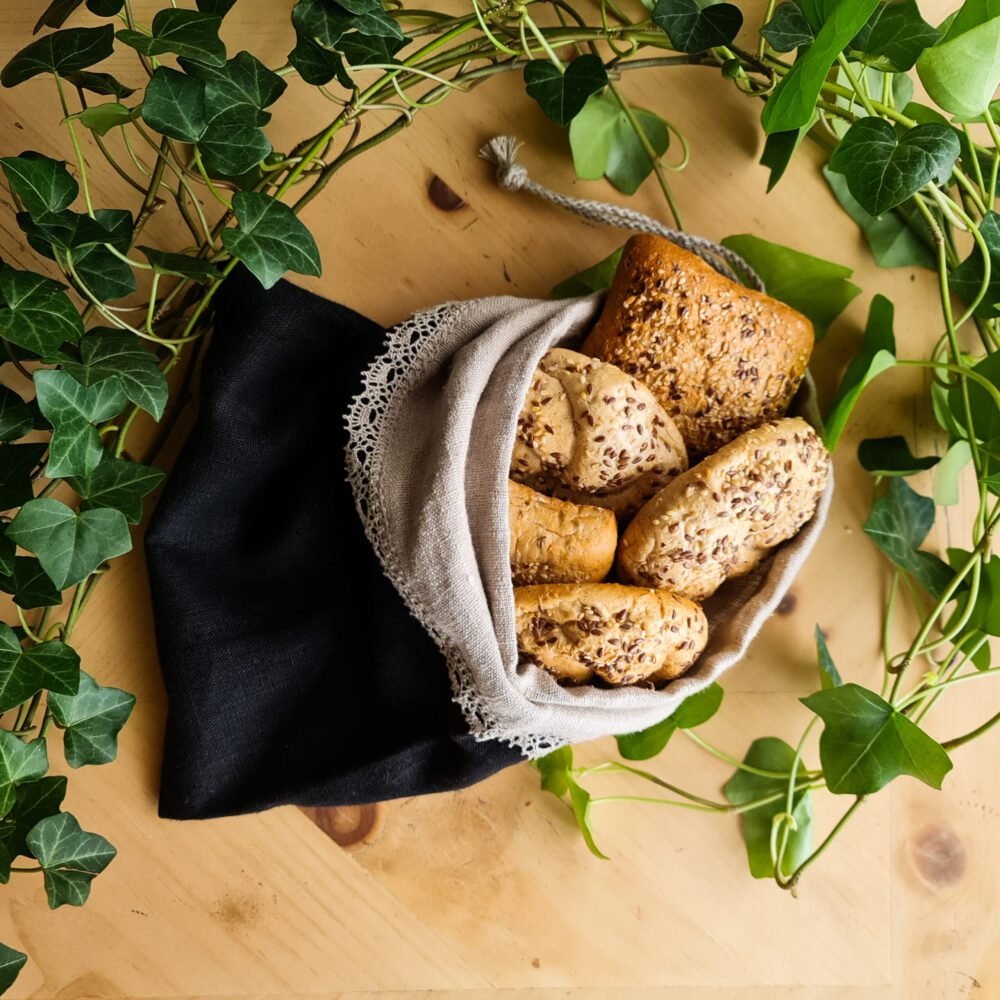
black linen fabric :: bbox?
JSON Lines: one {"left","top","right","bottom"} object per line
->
{"left": 145, "top": 268, "right": 522, "bottom": 820}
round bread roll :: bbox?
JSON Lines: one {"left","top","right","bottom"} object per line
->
{"left": 511, "top": 347, "right": 687, "bottom": 520}
{"left": 514, "top": 583, "right": 708, "bottom": 687}
{"left": 580, "top": 234, "right": 814, "bottom": 455}
{"left": 617, "top": 417, "right": 830, "bottom": 601}
{"left": 509, "top": 480, "right": 617, "bottom": 586}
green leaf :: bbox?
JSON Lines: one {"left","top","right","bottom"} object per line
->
{"left": 761, "top": 0, "right": 880, "bottom": 133}
{"left": 141, "top": 67, "right": 207, "bottom": 143}
{"left": 934, "top": 440, "right": 972, "bottom": 506}
{"left": 857, "top": 435, "right": 940, "bottom": 476}
{"left": 823, "top": 166, "right": 934, "bottom": 269}
{"left": 1, "top": 26, "right": 115, "bottom": 88}
{"left": 26, "top": 811, "right": 116, "bottom": 908}
{"left": 652, "top": 0, "right": 743, "bottom": 52}
{"left": 34, "top": 369, "right": 127, "bottom": 478}
{"left": 291, "top": 0, "right": 404, "bottom": 47}
{"left": 567, "top": 774, "right": 608, "bottom": 859}
{"left": 949, "top": 351, "right": 1000, "bottom": 444}
{"left": 63, "top": 69, "right": 135, "bottom": 98}
{"left": 917, "top": 4, "right": 1000, "bottom": 118}
{"left": 0, "top": 535, "right": 13, "bottom": 578}
{"left": 337, "top": 30, "right": 407, "bottom": 66}
{"left": 534, "top": 745, "right": 573, "bottom": 796}
{"left": 6, "top": 498, "right": 132, "bottom": 590}
{"left": 48, "top": 671, "right": 135, "bottom": 767}
{"left": 68, "top": 454, "right": 164, "bottom": 524}
{"left": 550, "top": 246, "right": 624, "bottom": 299}
{"left": 761, "top": 3, "right": 815, "bottom": 51}
{"left": 802, "top": 683, "right": 953, "bottom": 794}
{"left": 760, "top": 119, "right": 815, "bottom": 192}
{"left": 117, "top": 9, "right": 226, "bottom": 67}
{"left": 76, "top": 101, "right": 139, "bottom": 136}
{"left": 137, "top": 246, "right": 218, "bottom": 284}
{"left": 34, "top": 0, "right": 91, "bottom": 29}
{"left": 0, "top": 444, "right": 46, "bottom": 511}
{"left": 815, "top": 626, "right": 843, "bottom": 690}
{"left": 524, "top": 55, "right": 608, "bottom": 128}
{"left": 221, "top": 191, "right": 322, "bottom": 289}
{"left": 0, "top": 625, "right": 79, "bottom": 714}
{"left": 569, "top": 91, "right": 669, "bottom": 195}
{"left": 723, "top": 737, "right": 813, "bottom": 878}
{"left": 193, "top": 50, "right": 287, "bottom": 125}
{"left": 720, "top": 233, "right": 861, "bottom": 338}
{"left": 850, "top": 0, "right": 940, "bottom": 71}
{"left": 0, "top": 943, "right": 26, "bottom": 994}
{"left": 18, "top": 209, "right": 111, "bottom": 255}
{"left": 3, "top": 776, "right": 67, "bottom": 860}
{"left": 0, "top": 558, "right": 64, "bottom": 610}
{"left": 0, "top": 266, "right": 83, "bottom": 357}
{"left": 0, "top": 730, "right": 48, "bottom": 818}
{"left": 288, "top": 29, "right": 351, "bottom": 86}
{"left": 62, "top": 329, "right": 169, "bottom": 421}
{"left": 87, "top": 0, "right": 126, "bottom": 15}
{"left": 616, "top": 683, "right": 724, "bottom": 760}
{"left": 950, "top": 210, "right": 1000, "bottom": 318}
{"left": 199, "top": 122, "right": 272, "bottom": 178}
{"left": 0, "top": 152, "right": 78, "bottom": 216}
{"left": 828, "top": 117, "right": 960, "bottom": 217}
{"left": 70, "top": 245, "right": 136, "bottom": 303}
{"left": 0, "top": 387, "right": 36, "bottom": 442}
{"left": 949, "top": 549, "right": 1000, "bottom": 636}
{"left": 863, "top": 478, "right": 953, "bottom": 597}
{"left": 824, "top": 293, "right": 896, "bottom": 449}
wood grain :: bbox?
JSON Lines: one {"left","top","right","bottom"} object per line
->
{"left": 0, "top": 1, "right": 997, "bottom": 997}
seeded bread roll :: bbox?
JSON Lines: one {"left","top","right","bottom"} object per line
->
{"left": 509, "top": 480, "right": 617, "bottom": 586}
{"left": 618, "top": 417, "right": 829, "bottom": 601}
{"left": 514, "top": 583, "right": 708, "bottom": 687}
{"left": 580, "top": 234, "right": 814, "bottom": 455}
{"left": 511, "top": 347, "right": 688, "bottom": 520}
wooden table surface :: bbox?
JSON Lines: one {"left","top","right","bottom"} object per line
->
{"left": 2, "top": 2, "right": 998, "bottom": 997}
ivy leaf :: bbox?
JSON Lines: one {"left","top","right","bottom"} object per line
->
{"left": 0, "top": 387, "right": 36, "bottom": 442}
{"left": 814, "top": 626, "right": 843, "bottom": 690}
{"left": 0, "top": 152, "right": 78, "bottom": 216}
{"left": 616, "top": 683, "right": 723, "bottom": 760}
{"left": 196, "top": 0, "right": 238, "bottom": 13}
{"left": 3, "top": 776, "right": 67, "bottom": 861}
{"left": 87, "top": 0, "right": 126, "bottom": 15}
{"left": 0, "top": 266, "right": 83, "bottom": 357}
{"left": 850, "top": 0, "right": 941, "bottom": 71}
{"left": 824, "top": 294, "right": 897, "bottom": 449}
{"left": 863, "top": 478, "right": 953, "bottom": 597}
{"left": 291, "top": 0, "right": 404, "bottom": 47}
{"left": 34, "top": 369, "right": 127, "bottom": 478}
{"left": 34, "top": 0, "right": 123, "bottom": 29}
{"left": 858, "top": 435, "right": 940, "bottom": 477}
{"left": 0, "top": 730, "right": 48, "bottom": 818}
{"left": 68, "top": 454, "right": 165, "bottom": 524}
{"left": 723, "top": 737, "right": 813, "bottom": 878}
{"left": 141, "top": 67, "right": 207, "bottom": 143}
{"left": 0, "top": 624, "right": 80, "bottom": 714}
{"left": 337, "top": 30, "right": 406, "bottom": 66}
{"left": 569, "top": 91, "right": 669, "bottom": 195}
{"left": 534, "top": 744, "right": 573, "bottom": 796}
{"left": 949, "top": 351, "right": 1000, "bottom": 444}
{"left": 6, "top": 498, "right": 132, "bottom": 590}
{"left": 76, "top": 101, "right": 139, "bottom": 136}
{"left": 948, "top": 548, "right": 1000, "bottom": 637}
{"left": 48, "top": 671, "right": 135, "bottom": 767}
{"left": 823, "top": 166, "right": 934, "bottom": 270}
{"left": 950, "top": 209, "right": 1000, "bottom": 319}
{"left": 803, "top": 683, "right": 952, "bottom": 794}
{"left": 1, "top": 26, "right": 115, "bottom": 88}
{"left": 63, "top": 69, "right": 134, "bottom": 98}
{"left": 760, "top": 3, "right": 815, "bottom": 51}
{"left": 720, "top": 233, "right": 861, "bottom": 338}
{"left": 137, "top": 247, "right": 218, "bottom": 284}
{"left": 652, "top": 0, "right": 743, "bottom": 52}
{"left": 288, "top": 29, "right": 351, "bottom": 87}
{"left": 199, "top": 123, "right": 272, "bottom": 178}
{"left": 26, "top": 811, "right": 116, "bottom": 908}
{"left": 0, "top": 943, "right": 26, "bottom": 994}
{"left": 523, "top": 55, "right": 608, "bottom": 127}
{"left": 62, "top": 329, "right": 169, "bottom": 420}
{"left": 0, "top": 557, "right": 64, "bottom": 610}
{"left": 117, "top": 9, "right": 226, "bottom": 67}
{"left": 759, "top": 118, "right": 815, "bottom": 191}
{"left": 18, "top": 209, "right": 111, "bottom": 256}
{"left": 828, "top": 117, "right": 960, "bottom": 217}
{"left": 192, "top": 51, "right": 287, "bottom": 125}
{"left": 566, "top": 773, "right": 608, "bottom": 859}
{"left": 550, "top": 246, "right": 623, "bottom": 299}
{"left": 0, "top": 444, "right": 47, "bottom": 511}
{"left": 221, "top": 191, "right": 322, "bottom": 289}
{"left": 71, "top": 244, "right": 136, "bottom": 303}
{"left": 0, "top": 535, "right": 13, "bottom": 578}
{"left": 761, "top": 0, "right": 881, "bottom": 133}
{"left": 934, "top": 440, "right": 972, "bottom": 506}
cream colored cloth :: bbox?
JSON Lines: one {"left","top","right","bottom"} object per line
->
{"left": 345, "top": 294, "right": 832, "bottom": 756}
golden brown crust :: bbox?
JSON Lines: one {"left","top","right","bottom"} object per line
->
{"left": 617, "top": 417, "right": 830, "bottom": 601}
{"left": 511, "top": 348, "right": 688, "bottom": 520}
{"left": 509, "top": 480, "right": 617, "bottom": 586}
{"left": 514, "top": 583, "right": 708, "bottom": 687}
{"left": 580, "top": 234, "right": 815, "bottom": 455}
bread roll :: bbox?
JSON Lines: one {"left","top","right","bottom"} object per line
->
{"left": 618, "top": 417, "right": 829, "bottom": 601}
{"left": 511, "top": 348, "right": 687, "bottom": 520}
{"left": 514, "top": 583, "right": 708, "bottom": 687}
{"left": 509, "top": 480, "right": 617, "bottom": 586}
{"left": 581, "top": 234, "right": 814, "bottom": 455}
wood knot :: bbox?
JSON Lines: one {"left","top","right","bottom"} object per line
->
{"left": 428, "top": 174, "right": 466, "bottom": 212}
{"left": 301, "top": 803, "right": 385, "bottom": 851}
{"left": 775, "top": 592, "right": 797, "bottom": 615}
{"left": 911, "top": 824, "right": 967, "bottom": 889}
